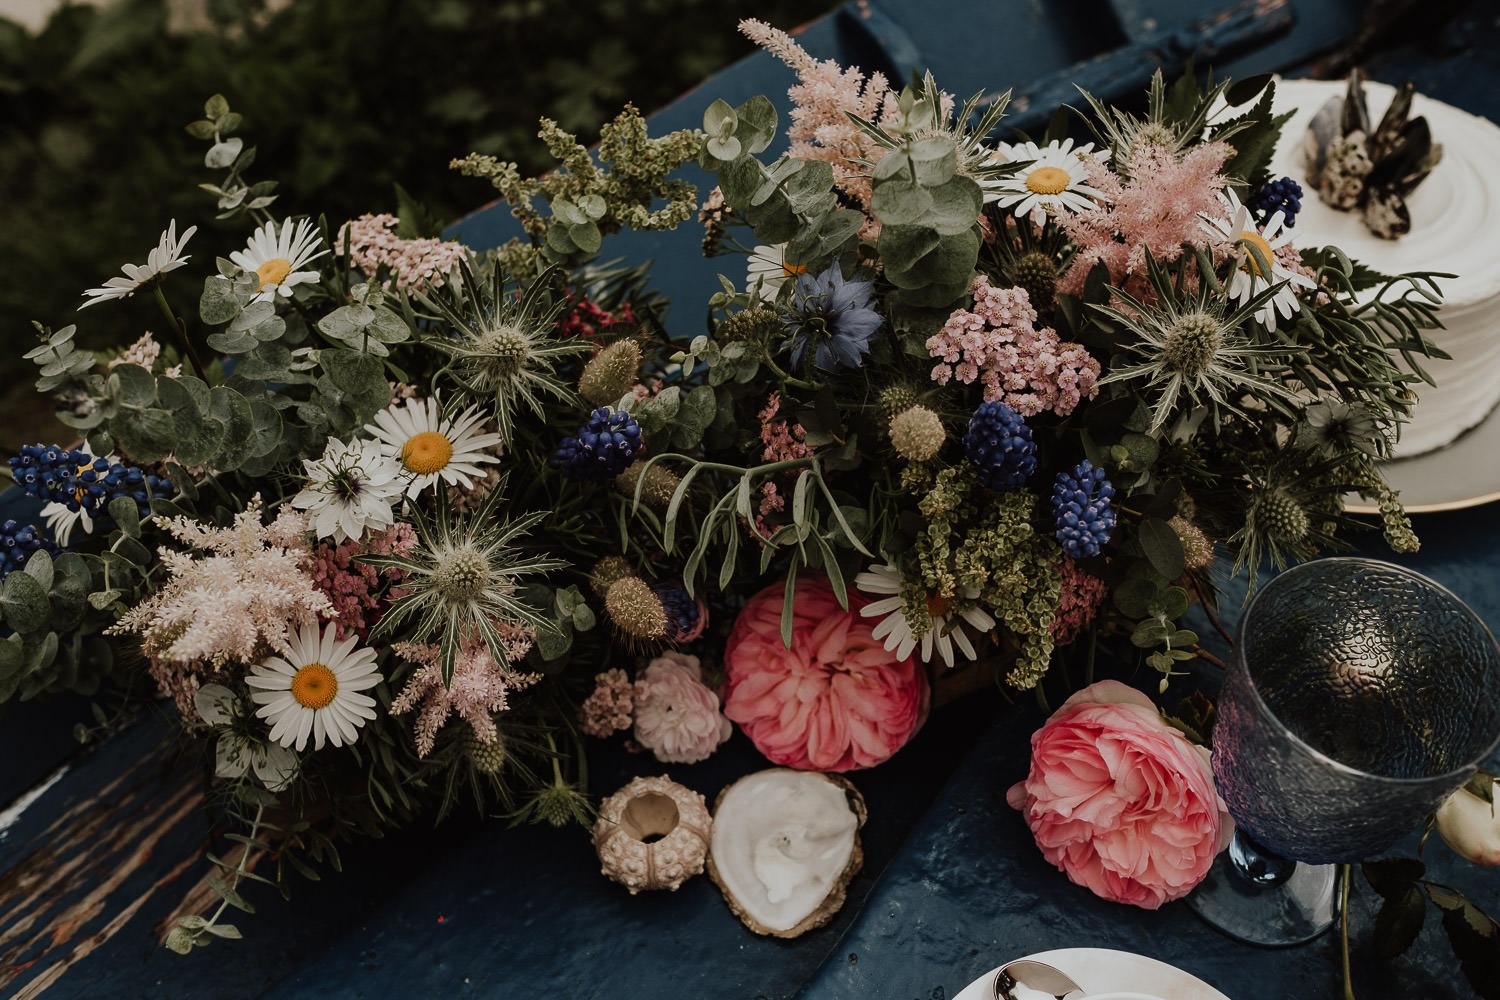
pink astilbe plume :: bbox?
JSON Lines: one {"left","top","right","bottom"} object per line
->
{"left": 1059, "top": 141, "right": 1232, "bottom": 299}
{"left": 392, "top": 629, "right": 540, "bottom": 756}
{"left": 740, "top": 18, "right": 899, "bottom": 219}
{"left": 928, "top": 275, "right": 1100, "bottom": 417}
{"left": 108, "top": 498, "right": 331, "bottom": 715}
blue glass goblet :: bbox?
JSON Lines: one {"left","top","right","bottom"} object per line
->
{"left": 1189, "top": 557, "right": 1500, "bottom": 945}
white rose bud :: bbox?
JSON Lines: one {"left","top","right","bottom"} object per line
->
{"left": 1436, "top": 775, "right": 1500, "bottom": 867}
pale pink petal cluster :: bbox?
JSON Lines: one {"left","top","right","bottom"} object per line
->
{"left": 109, "top": 332, "right": 162, "bottom": 371}
{"left": 107, "top": 498, "right": 331, "bottom": 715}
{"left": 1007, "top": 680, "right": 1233, "bottom": 909}
{"left": 632, "top": 652, "right": 732, "bottom": 764}
{"left": 724, "top": 575, "right": 929, "bottom": 772}
{"left": 1051, "top": 557, "right": 1109, "bottom": 645}
{"left": 391, "top": 630, "right": 539, "bottom": 757}
{"left": 1059, "top": 141, "right": 1232, "bottom": 298}
{"left": 579, "top": 667, "right": 639, "bottom": 738}
{"left": 336, "top": 213, "right": 470, "bottom": 293}
{"left": 303, "top": 523, "right": 418, "bottom": 641}
{"left": 927, "top": 275, "right": 1100, "bottom": 417}
{"left": 740, "top": 18, "right": 901, "bottom": 222}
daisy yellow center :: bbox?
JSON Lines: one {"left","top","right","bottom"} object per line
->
{"left": 781, "top": 261, "right": 809, "bottom": 277}
{"left": 400, "top": 431, "right": 454, "bottom": 474}
{"left": 290, "top": 663, "right": 338, "bottom": 710}
{"left": 255, "top": 257, "right": 293, "bottom": 289}
{"left": 926, "top": 594, "right": 953, "bottom": 618}
{"left": 1238, "top": 231, "right": 1274, "bottom": 276}
{"left": 1025, "top": 166, "right": 1071, "bottom": 196}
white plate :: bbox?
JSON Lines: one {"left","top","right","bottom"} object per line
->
{"left": 1345, "top": 395, "right": 1500, "bottom": 513}
{"left": 953, "top": 947, "right": 1230, "bottom": 1000}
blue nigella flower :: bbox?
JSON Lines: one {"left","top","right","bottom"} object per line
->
{"left": 551, "top": 408, "right": 642, "bottom": 481}
{"left": 1246, "top": 176, "right": 1304, "bottom": 229}
{"left": 782, "top": 263, "right": 884, "bottom": 372}
{"left": 0, "top": 519, "right": 58, "bottom": 577}
{"left": 964, "top": 402, "right": 1036, "bottom": 490}
{"left": 1051, "top": 459, "right": 1117, "bottom": 558}
{"left": 8, "top": 443, "right": 169, "bottom": 523}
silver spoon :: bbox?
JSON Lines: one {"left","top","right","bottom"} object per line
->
{"left": 993, "top": 959, "right": 1085, "bottom": 1000}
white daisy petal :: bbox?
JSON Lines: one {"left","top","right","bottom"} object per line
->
{"left": 80, "top": 221, "right": 197, "bottom": 309}
{"left": 230, "top": 218, "right": 328, "bottom": 304}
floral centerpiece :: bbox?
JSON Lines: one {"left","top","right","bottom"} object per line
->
{"left": 0, "top": 18, "right": 1453, "bottom": 957}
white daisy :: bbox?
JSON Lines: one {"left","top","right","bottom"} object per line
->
{"left": 989, "top": 138, "right": 1107, "bottom": 223}
{"left": 247, "top": 622, "right": 381, "bottom": 752}
{"left": 229, "top": 217, "right": 328, "bottom": 303}
{"left": 194, "top": 683, "right": 298, "bottom": 791}
{"left": 40, "top": 502, "right": 93, "bottom": 547}
{"left": 364, "top": 396, "right": 503, "bottom": 499}
{"left": 291, "top": 436, "right": 404, "bottom": 543}
{"left": 744, "top": 244, "right": 809, "bottom": 300}
{"left": 79, "top": 220, "right": 197, "bottom": 309}
{"left": 1199, "top": 188, "right": 1316, "bottom": 328}
{"left": 853, "top": 561, "right": 997, "bottom": 669}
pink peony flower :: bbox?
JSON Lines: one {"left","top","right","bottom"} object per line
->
{"left": 723, "top": 576, "right": 929, "bottom": 772}
{"left": 1006, "top": 680, "right": 1232, "bottom": 909}
{"left": 632, "top": 652, "right": 732, "bottom": 764}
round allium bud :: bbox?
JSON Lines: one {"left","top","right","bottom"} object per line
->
{"left": 1011, "top": 250, "right": 1058, "bottom": 311}
{"left": 465, "top": 728, "right": 508, "bottom": 775}
{"left": 605, "top": 576, "right": 669, "bottom": 640}
{"left": 590, "top": 555, "right": 636, "bottom": 597}
{"left": 1161, "top": 310, "right": 1223, "bottom": 379}
{"left": 716, "top": 307, "right": 781, "bottom": 341}
{"left": 877, "top": 384, "right": 921, "bottom": 419}
{"left": 615, "top": 459, "right": 681, "bottom": 510}
{"left": 888, "top": 405, "right": 946, "bottom": 462}
{"left": 1250, "top": 487, "right": 1310, "bottom": 545}
{"left": 579, "top": 340, "right": 643, "bottom": 406}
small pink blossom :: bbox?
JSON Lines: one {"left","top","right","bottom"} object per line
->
{"left": 758, "top": 391, "right": 813, "bottom": 463}
{"left": 303, "top": 523, "right": 417, "bottom": 641}
{"left": 632, "top": 652, "right": 732, "bottom": 764}
{"left": 724, "top": 575, "right": 929, "bottom": 771}
{"left": 1007, "top": 680, "right": 1232, "bottom": 909}
{"left": 1051, "top": 558, "right": 1109, "bottom": 645}
{"left": 579, "top": 667, "right": 639, "bottom": 738}
{"left": 337, "top": 213, "right": 469, "bottom": 293}
{"left": 927, "top": 275, "right": 1100, "bottom": 417}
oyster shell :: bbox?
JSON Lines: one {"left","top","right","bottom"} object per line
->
{"left": 593, "top": 775, "right": 712, "bottom": 894}
{"left": 707, "top": 768, "right": 867, "bottom": 938}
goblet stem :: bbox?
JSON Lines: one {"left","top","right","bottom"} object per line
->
{"left": 1227, "top": 829, "right": 1296, "bottom": 887}
{"left": 1187, "top": 830, "right": 1338, "bottom": 946}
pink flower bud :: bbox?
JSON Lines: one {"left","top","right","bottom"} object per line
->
{"left": 1436, "top": 778, "right": 1500, "bottom": 867}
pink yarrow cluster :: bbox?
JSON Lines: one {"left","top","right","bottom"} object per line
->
{"left": 303, "top": 523, "right": 418, "bottom": 641}
{"left": 579, "top": 667, "right": 639, "bottom": 738}
{"left": 336, "top": 213, "right": 469, "bottom": 293}
{"left": 557, "top": 294, "right": 637, "bottom": 342}
{"left": 1059, "top": 141, "right": 1231, "bottom": 299}
{"left": 392, "top": 630, "right": 540, "bottom": 756}
{"left": 928, "top": 275, "right": 1100, "bottom": 417}
{"left": 1051, "top": 558, "right": 1109, "bottom": 645}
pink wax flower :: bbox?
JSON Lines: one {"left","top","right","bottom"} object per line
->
{"left": 1007, "top": 680, "right": 1232, "bottom": 909}
{"left": 632, "top": 652, "right": 732, "bottom": 764}
{"left": 723, "top": 575, "right": 929, "bottom": 772}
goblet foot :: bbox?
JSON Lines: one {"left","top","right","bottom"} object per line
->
{"left": 1187, "top": 834, "right": 1337, "bottom": 946}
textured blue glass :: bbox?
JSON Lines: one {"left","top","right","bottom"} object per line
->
{"left": 1212, "top": 558, "right": 1500, "bottom": 864}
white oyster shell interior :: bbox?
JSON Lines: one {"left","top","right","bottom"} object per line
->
{"left": 710, "top": 769, "right": 860, "bottom": 934}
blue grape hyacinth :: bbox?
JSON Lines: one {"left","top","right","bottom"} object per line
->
{"left": 1246, "top": 176, "right": 1304, "bottom": 228}
{"left": 1051, "top": 459, "right": 1117, "bottom": 558}
{"left": 0, "top": 519, "right": 58, "bottom": 577}
{"left": 652, "top": 581, "right": 702, "bottom": 642}
{"left": 964, "top": 401, "right": 1036, "bottom": 490}
{"left": 8, "top": 443, "right": 169, "bottom": 523}
{"left": 552, "top": 408, "right": 642, "bottom": 481}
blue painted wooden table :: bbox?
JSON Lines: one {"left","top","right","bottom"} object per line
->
{"left": 5, "top": 0, "right": 1500, "bottom": 996}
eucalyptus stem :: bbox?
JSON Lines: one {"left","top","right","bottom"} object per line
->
{"left": 1340, "top": 863, "right": 1356, "bottom": 1000}
{"left": 152, "top": 283, "right": 209, "bottom": 381}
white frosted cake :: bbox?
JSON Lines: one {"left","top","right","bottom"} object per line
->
{"left": 1269, "top": 78, "right": 1500, "bottom": 457}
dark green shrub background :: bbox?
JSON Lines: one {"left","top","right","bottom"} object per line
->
{"left": 0, "top": 0, "right": 833, "bottom": 450}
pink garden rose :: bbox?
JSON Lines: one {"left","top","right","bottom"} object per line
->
{"left": 723, "top": 575, "right": 929, "bottom": 772}
{"left": 1006, "top": 680, "right": 1232, "bottom": 909}
{"left": 632, "top": 652, "right": 732, "bottom": 764}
